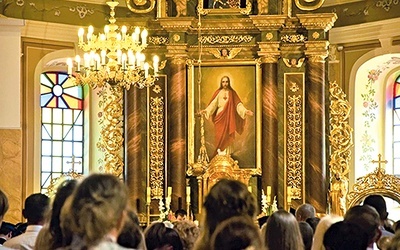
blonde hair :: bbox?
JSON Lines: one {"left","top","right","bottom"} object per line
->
{"left": 61, "top": 173, "right": 128, "bottom": 247}
{"left": 311, "top": 214, "right": 343, "bottom": 250}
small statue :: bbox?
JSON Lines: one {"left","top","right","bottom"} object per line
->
{"left": 283, "top": 57, "right": 305, "bottom": 68}
{"left": 174, "top": 0, "right": 187, "bottom": 17}
{"left": 208, "top": 48, "right": 241, "bottom": 59}
{"left": 258, "top": 0, "right": 268, "bottom": 14}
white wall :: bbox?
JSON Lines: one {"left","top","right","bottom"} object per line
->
{"left": 0, "top": 17, "right": 24, "bottom": 128}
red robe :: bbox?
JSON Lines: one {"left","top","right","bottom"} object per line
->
{"left": 209, "top": 88, "right": 245, "bottom": 156}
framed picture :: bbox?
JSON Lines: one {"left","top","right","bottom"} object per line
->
{"left": 197, "top": 0, "right": 252, "bottom": 15}
{"left": 188, "top": 61, "right": 261, "bottom": 170}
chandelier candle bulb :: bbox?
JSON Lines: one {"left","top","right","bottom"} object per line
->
{"left": 153, "top": 55, "right": 159, "bottom": 74}
{"left": 78, "top": 28, "right": 84, "bottom": 43}
{"left": 75, "top": 55, "right": 81, "bottom": 72}
{"left": 144, "top": 63, "right": 149, "bottom": 78}
{"left": 121, "top": 25, "right": 127, "bottom": 40}
{"left": 101, "top": 50, "right": 106, "bottom": 65}
{"left": 122, "top": 53, "right": 127, "bottom": 70}
{"left": 67, "top": 58, "right": 73, "bottom": 75}
{"left": 70, "top": 0, "right": 158, "bottom": 89}
{"left": 141, "top": 29, "right": 148, "bottom": 45}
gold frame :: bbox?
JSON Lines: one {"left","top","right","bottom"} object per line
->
{"left": 188, "top": 60, "right": 261, "bottom": 173}
{"left": 197, "top": 0, "right": 252, "bottom": 15}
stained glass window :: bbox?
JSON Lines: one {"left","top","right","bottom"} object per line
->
{"left": 40, "top": 72, "right": 84, "bottom": 193}
{"left": 394, "top": 75, "right": 400, "bottom": 176}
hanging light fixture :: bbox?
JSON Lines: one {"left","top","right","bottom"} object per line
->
{"left": 67, "top": 0, "right": 159, "bottom": 89}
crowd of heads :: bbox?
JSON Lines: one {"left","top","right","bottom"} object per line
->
{"left": 1, "top": 176, "right": 400, "bottom": 250}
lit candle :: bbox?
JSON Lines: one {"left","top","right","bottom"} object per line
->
{"left": 144, "top": 63, "right": 149, "bottom": 78}
{"left": 147, "top": 187, "right": 151, "bottom": 204}
{"left": 287, "top": 186, "right": 292, "bottom": 203}
{"left": 87, "top": 25, "right": 94, "bottom": 41}
{"left": 153, "top": 55, "right": 159, "bottom": 74}
{"left": 75, "top": 55, "right": 81, "bottom": 72}
{"left": 104, "top": 25, "right": 110, "bottom": 39}
{"left": 186, "top": 186, "right": 191, "bottom": 203}
{"left": 117, "top": 49, "right": 122, "bottom": 64}
{"left": 95, "top": 54, "right": 100, "bottom": 71}
{"left": 134, "top": 27, "right": 140, "bottom": 42}
{"left": 121, "top": 25, "right": 127, "bottom": 40}
{"left": 66, "top": 58, "right": 72, "bottom": 75}
{"left": 167, "top": 186, "right": 172, "bottom": 198}
{"left": 247, "top": 186, "right": 252, "bottom": 193}
{"left": 122, "top": 53, "right": 127, "bottom": 70}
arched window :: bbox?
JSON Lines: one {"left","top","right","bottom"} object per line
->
{"left": 393, "top": 75, "right": 400, "bottom": 177}
{"left": 40, "top": 72, "right": 84, "bottom": 193}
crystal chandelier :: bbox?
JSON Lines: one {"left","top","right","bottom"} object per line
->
{"left": 67, "top": 0, "right": 158, "bottom": 90}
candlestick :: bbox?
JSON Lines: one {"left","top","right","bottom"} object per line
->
{"left": 287, "top": 186, "right": 292, "bottom": 203}
{"left": 266, "top": 186, "right": 271, "bottom": 196}
{"left": 167, "top": 186, "right": 172, "bottom": 198}
{"left": 147, "top": 187, "right": 151, "bottom": 204}
{"left": 186, "top": 186, "right": 191, "bottom": 203}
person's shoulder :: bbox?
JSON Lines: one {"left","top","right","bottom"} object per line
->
{"left": 0, "top": 245, "right": 13, "bottom": 250}
{"left": 94, "top": 241, "right": 136, "bottom": 250}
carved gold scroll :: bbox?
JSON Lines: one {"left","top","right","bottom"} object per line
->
{"left": 328, "top": 81, "right": 352, "bottom": 216}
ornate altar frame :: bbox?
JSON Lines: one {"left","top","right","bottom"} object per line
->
{"left": 187, "top": 60, "right": 262, "bottom": 172}
{"left": 346, "top": 163, "right": 400, "bottom": 208}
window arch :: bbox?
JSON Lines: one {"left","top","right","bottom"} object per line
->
{"left": 40, "top": 71, "right": 84, "bottom": 193}
{"left": 393, "top": 75, "right": 400, "bottom": 177}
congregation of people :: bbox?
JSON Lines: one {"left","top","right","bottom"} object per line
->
{"left": 1, "top": 174, "right": 400, "bottom": 250}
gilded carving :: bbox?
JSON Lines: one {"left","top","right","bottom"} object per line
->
{"left": 265, "top": 32, "right": 274, "bottom": 41}
{"left": 257, "top": 0, "right": 269, "bottom": 14}
{"left": 294, "top": 0, "right": 325, "bottom": 11}
{"left": 125, "top": 0, "right": 156, "bottom": 13}
{"left": 208, "top": 48, "right": 241, "bottom": 59}
{"left": 149, "top": 36, "right": 169, "bottom": 45}
{"left": 283, "top": 58, "right": 305, "bottom": 68}
{"left": 97, "top": 86, "right": 125, "bottom": 177}
{"left": 297, "top": 14, "right": 337, "bottom": 32}
{"left": 281, "top": 34, "right": 307, "bottom": 43}
{"left": 199, "top": 35, "right": 253, "bottom": 44}
{"left": 149, "top": 96, "right": 165, "bottom": 199}
{"left": 328, "top": 81, "right": 352, "bottom": 216}
{"left": 286, "top": 95, "right": 303, "bottom": 199}
{"left": 312, "top": 31, "right": 320, "bottom": 39}
{"left": 173, "top": 34, "right": 181, "bottom": 42}
{"left": 173, "top": 0, "right": 187, "bottom": 16}
{"left": 346, "top": 157, "right": 400, "bottom": 208}
{"left": 305, "top": 41, "right": 329, "bottom": 63}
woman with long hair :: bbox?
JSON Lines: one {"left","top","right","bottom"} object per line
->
{"left": 59, "top": 173, "right": 129, "bottom": 249}
{"left": 263, "top": 209, "right": 304, "bottom": 250}
{"left": 193, "top": 178, "right": 257, "bottom": 250}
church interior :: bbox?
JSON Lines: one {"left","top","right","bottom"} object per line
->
{"left": 1, "top": 0, "right": 400, "bottom": 228}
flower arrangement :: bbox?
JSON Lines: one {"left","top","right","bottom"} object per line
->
{"left": 158, "top": 195, "right": 171, "bottom": 221}
{"left": 261, "top": 189, "right": 278, "bottom": 216}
